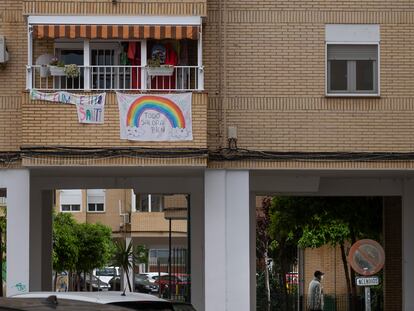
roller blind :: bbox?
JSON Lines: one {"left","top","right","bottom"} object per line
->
{"left": 327, "top": 45, "right": 378, "bottom": 61}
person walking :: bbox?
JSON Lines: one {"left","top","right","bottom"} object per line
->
{"left": 307, "top": 270, "right": 324, "bottom": 311}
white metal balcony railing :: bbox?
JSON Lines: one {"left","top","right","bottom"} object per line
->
{"left": 27, "top": 65, "right": 204, "bottom": 91}
{"left": 0, "top": 197, "right": 6, "bottom": 206}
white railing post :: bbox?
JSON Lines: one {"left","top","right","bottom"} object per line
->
{"left": 141, "top": 40, "right": 147, "bottom": 91}
{"left": 197, "top": 25, "right": 204, "bottom": 91}
{"left": 84, "top": 40, "right": 90, "bottom": 90}
{"left": 27, "top": 25, "right": 33, "bottom": 90}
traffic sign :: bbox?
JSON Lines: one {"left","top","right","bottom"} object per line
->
{"left": 356, "top": 276, "right": 379, "bottom": 287}
{"left": 348, "top": 239, "right": 385, "bottom": 276}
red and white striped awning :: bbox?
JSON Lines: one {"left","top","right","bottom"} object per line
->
{"left": 32, "top": 24, "right": 200, "bottom": 40}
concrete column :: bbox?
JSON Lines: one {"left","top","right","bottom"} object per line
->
{"left": 29, "top": 187, "right": 54, "bottom": 291}
{"left": 0, "top": 170, "right": 30, "bottom": 296}
{"left": 403, "top": 180, "right": 414, "bottom": 311}
{"left": 205, "top": 170, "right": 250, "bottom": 311}
{"left": 41, "top": 190, "right": 53, "bottom": 291}
{"left": 190, "top": 180, "right": 205, "bottom": 311}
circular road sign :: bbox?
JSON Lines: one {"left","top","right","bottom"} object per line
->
{"left": 348, "top": 239, "right": 385, "bottom": 276}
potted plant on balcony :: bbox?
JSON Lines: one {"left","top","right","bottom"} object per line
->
{"left": 146, "top": 57, "right": 174, "bottom": 77}
{"left": 64, "top": 64, "right": 80, "bottom": 79}
{"left": 49, "top": 57, "right": 66, "bottom": 76}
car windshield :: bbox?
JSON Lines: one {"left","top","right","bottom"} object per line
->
{"left": 96, "top": 267, "right": 118, "bottom": 276}
{"left": 110, "top": 301, "right": 174, "bottom": 311}
{"left": 136, "top": 275, "right": 150, "bottom": 281}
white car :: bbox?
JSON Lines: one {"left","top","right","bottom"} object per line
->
{"left": 13, "top": 291, "right": 174, "bottom": 311}
{"left": 139, "top": 272, "right": 168, "bottom": 284}
{"left": 94, "top": 266, "right": 120, "bottom": 284}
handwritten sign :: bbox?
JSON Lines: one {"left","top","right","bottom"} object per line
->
{"left": 117, "top": 92, "right": 193, "bottom": 141}
{"left": 30, "top": 89, "right": 106, "bottom": 124}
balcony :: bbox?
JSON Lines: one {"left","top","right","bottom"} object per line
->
{"left": 28, "top": 65, "right": 203, "bottom": 91}
{"left": 27, "top": 15, "right": 204, "bottom": 92}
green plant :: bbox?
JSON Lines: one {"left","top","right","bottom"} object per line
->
{"left": 50, "top": 56, "right": 64, "bottom": 67}
{"left": 111, "top": 240, "right": 146, "bottom": 294}
{"left": 147, "top": 57, "right": 161, "bottom": 67}
{"left": 64, "top": 64, "right": 80, "bottom": 78}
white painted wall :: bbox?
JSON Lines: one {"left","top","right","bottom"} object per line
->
{"left": 402, "top": 179, "right": 414, "bottom": 311}
{"left": 205, "top": 170, "right": 250, "bottom": 311}
{"left": 0, "top": 170, "right": 30, "bottom": 296}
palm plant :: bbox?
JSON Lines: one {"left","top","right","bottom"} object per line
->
{"left": 112, "top": 240, "right": 139, "bottom": 294}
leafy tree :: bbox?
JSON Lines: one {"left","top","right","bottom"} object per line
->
{"left": 297, "top": 197, "right": 382, "bottom": 310}
{"left": 256, "top": 197, "right": 272, "bottom": 311}
{"left": 75, "top": 222, "right": 113, "bottom": 291}
{"left": 52, "top": 213, "right": 79, "bottom": 290}
{"left": 268, "top": 197, "right": 304, "bottom": 311}
{"left": 269, "top": 196, "right": 382, "bottom": 311}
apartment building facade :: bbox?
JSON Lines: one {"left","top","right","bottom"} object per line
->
{"left": 55, "top": 189, "right": 189, "bottom": 271}
{"left": 1, "top": 1, "right": 414, "bottom": 310}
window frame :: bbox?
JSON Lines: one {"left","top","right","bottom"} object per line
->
{"left": 135, "top": 194, "right": 164, "bottom": 213}
{"left": 325, "top": 42, "right": 380, "bottom": 97}
{"left": 86, "top": 189, "right": 106, "bottom": 213}
{"left": 59, "top": 189, "right": 82, "bottom": 213}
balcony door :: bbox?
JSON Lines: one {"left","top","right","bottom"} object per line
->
{"left": 90, "top": 42, "right": 120, "bottom": 90}
{"left": 55, "top": 41, "right": 84, "bottom": 89}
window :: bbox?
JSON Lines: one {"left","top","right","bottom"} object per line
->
{"left": 137, "top": 194, "right": 164, "bottom": 212}
{"left": 87, "top": 189, "right": 105, "bottom": 212}
{"left": 60, "top": 189, "right": 82, "bottom": 212}
{"left": 327, "top": 44, "right": 378, "bottom": 95}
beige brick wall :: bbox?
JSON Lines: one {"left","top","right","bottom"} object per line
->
{"left": 55, "top": 189, "right": 187, "bottom": 235}
{"left": 22, "top": 92, "right": 207, "bottom": 149}
{"left": 23, "top": 0, "right": 206, "bottom": 17}
{"left": 205, "top": 1, "right": 414, "bottom": 154}
{"left": 3, "top": 0, "right": 414, "bottom": 167}
{"left": 0, "top": 0, "right": 25, "bottom": 152}
{"left": 304, "top": 245, "right": 350, "bottom": 299}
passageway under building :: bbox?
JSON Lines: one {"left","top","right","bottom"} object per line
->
{"left": 1, "top": 168, "right": 413, "bottom": 311}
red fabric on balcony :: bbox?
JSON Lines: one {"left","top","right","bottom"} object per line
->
{"left": 32, "top": 24, "right": 200, "bottom": 40}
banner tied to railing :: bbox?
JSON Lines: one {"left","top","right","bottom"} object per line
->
{"left": 116, "top": 92, "right": 193, "bottom": 141}
{"left": 30, "top": 89, "right": 106, "bottom": 124}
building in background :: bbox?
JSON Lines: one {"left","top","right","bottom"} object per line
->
{"left": 56, "top": 189, "right": 188, "bottom": 272}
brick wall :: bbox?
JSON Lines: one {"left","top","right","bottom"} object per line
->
{"left": 2, "top": 0, "right": 414, "bottom": 166}
{"left": 204, "top": 0, "right": 414, "bottom": 154}
{"left": 22, "top": 92, "right": 207, "bottom": 149}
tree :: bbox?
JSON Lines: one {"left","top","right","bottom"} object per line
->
{"left": 268, "top": 197, "right": 305, "bottom": 311}
{"left": 256, "top": 197, "right": 272, "bottom": 311}
{"left": 296, "top": 197, "right": 382, "bottom": 311}
{"left": 75, "top": 222, "right": 113, "bottom": 291}
{"left": 52, "top": 213, "right": 79, "bottom": 291}
{"left": 269, "top": 196, "right": 382, "bottom": 311}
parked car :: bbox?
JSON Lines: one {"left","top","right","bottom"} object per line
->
{"left": 2, "top": 296, "right": 132, "bottom": 311}
{"left": 135, "top": 274, "right": 159, "bottom": 294}
{"left": 154, "top": 274, "right": 190, "bottom": 300}
{"left": 13, "top": 292, "right": 174, "bottom": 311}
{"left": 94, "top": 266, "right": 120, "bottom": 284}
{"left": 108, "top": 276, "right": 158, "bottom": 294}
{"left": 139, "top": 272, "right": 168, "bottom": 284}
{"left": 80, "top": 274, "right": 110, "bottom": 291}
